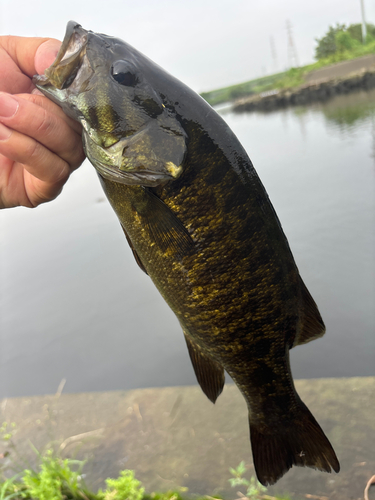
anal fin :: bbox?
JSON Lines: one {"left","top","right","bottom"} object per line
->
{"left": 294, "top": 277, "right": 326, "bottom": 347}
{"left": 184, "top": 331, "right": 225, "bottom": 403}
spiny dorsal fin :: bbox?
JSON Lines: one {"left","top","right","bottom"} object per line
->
{"left": 121, "top": 225, "right": 148, "bottom": 275}
{"left": 293, "top": 277, "right": 326, "bottom": 347}
{"left": 184, "top": 331, "right": 225, "bottom": 403}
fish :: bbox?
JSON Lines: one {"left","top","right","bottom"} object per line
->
{"left": 33, "top": 21, "right": 340, "bottom": 486}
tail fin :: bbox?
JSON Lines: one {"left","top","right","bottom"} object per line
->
{"left": 249, "top": 401, "right": 340, "bottom": 486}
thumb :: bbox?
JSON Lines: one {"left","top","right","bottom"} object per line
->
{"left": 34, "top": 39, "right": 61, "bottom": 75}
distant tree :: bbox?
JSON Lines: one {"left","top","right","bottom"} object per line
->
{"left": 315, "top": 23, "right": 375, "bottom": 59}
{"left": 315, "top": 23, "right": 346, "bottom": 59}
{"left": 347, "top": 23, "right": 375, "bottom": 43}
{"left": 335, "top": 30, "right": 360, "bottom": 52}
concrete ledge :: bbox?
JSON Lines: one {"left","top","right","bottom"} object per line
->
{"left": 1, "top": 377, "right": 374, "bottom": 499}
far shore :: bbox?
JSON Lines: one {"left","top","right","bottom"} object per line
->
{"left": 232, "top": 54, "right": 375, "bottom": 113}
{"left": 233, "top": 66, "right": 375, "bottom": 113}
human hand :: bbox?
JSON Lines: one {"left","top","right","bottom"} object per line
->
{"left": 0, "top": 36, "right": 85, "bottom": 208}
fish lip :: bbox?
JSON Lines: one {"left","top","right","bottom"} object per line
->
{"left": 33, "top": 21, "right": 88, "bottom": 90}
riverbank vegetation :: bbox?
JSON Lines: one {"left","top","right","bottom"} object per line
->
{"left": 0, "top": 423, "right": 291, "bottom": 500}
{"left": 0, "top": 453, "right": 291, "bottom": 500}
{"left": 201, "top": 23, "right": 375, "bottom": 106}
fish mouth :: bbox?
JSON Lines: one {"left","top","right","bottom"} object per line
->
{"left": 33, "top": 21, "right": 89, "bottom": 92}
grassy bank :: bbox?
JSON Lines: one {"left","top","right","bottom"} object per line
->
{"left": 201, "top": 38, "right": 375, "bottom": 106}
{"left": 200, "top": 71, "right": 287, "bottom": 107}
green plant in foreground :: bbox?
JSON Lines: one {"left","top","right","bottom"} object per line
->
{"left": 97, "top": 470, "right": 144, "bottom": 500}
{"left": 0, "top": 473, "right": 23, "bottom": 500}
{"left": 0, "top": 423, "right": 16, "bottom": 444}
{"left": 0, "top": 422, "right": 290, "bottom": 500}
{"left": 228, "top": 461, "right": 267, "bottom": 499}
{"left": 21, "top": 449, "right": 91, "bottom": 500}
{"left": 228, "top": 462, "right": 293, "bottom": 500}
{"left": 0, "top": 449, "right": 167, "bottom": 500}
{"left": 144, "top": 492, "right": 187, "bottom": 500}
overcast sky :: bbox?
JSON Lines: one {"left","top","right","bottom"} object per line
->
{"left": 1, "top": 0, "right": 374, "bottom": 93}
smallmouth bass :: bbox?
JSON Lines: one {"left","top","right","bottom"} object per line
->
{"left": 34, "top": 21, "right": 339, "bottom": 486}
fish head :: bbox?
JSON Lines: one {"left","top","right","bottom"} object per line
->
{"left": 33, "top": 21, "right": 187, "bottom": 187}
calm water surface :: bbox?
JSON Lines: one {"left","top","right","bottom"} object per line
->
{"left": 1, "top": 90, "right": 374, "bottom": 398}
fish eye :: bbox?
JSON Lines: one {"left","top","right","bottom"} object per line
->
{"left": 111, "top": 60, "right": 139, "bottom": 86}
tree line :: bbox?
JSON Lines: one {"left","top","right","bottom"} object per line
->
{"left": 315, "top": 23, "right": 375, "bottom": 60}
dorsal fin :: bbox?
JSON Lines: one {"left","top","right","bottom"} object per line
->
{"left": 184, "top": 331, "right": 225, "bottom": 403}
{"left": 121, "top": 225, "right": 148, "bottom": 275}
{"left": 293, "top": 277, "right": 326, "bottom": 347}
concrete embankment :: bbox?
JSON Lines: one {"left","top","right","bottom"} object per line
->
{"left": 1, "top": 377, "right": 374, "bottom": 500}
{"left": 233, "top": 55, "right": 375, "bottom": 113}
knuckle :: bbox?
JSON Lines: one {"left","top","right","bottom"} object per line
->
{"left": 63, "top": 136, "right": 85, "bottom": 170}
{"left": 72, "top": 145, "right": 86, "bottom": 169}
{"left": 34, "top": 108, "right": 55, "bottom": 136}
{"left": 55, "top": 163, "right": 70, "bottom": 184}
{"left": 25, "top": 139, "right": 41, "bottom": 161}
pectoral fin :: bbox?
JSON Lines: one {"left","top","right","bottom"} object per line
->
{"left": 184, "top": 331, "right": 225, "bottom": 404}
{"left": 131, "top": 187, "right": 195, "bottom": 258}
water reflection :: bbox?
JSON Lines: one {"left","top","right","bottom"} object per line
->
{"left": 286, "top": 88, "right": 375, "bottom": 135}
{"left": 318, "top": 89, "right": 375, "bottom": 130}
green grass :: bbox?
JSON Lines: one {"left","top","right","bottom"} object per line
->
{"left": 200, "top": 38, "right": 375, "bottom": 106}
{"left": 200, "top": 72, "right": 287, "bottom": 107}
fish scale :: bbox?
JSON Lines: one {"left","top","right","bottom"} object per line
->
{"left": 34, "top": 21, "right": 340, "bottom": 486}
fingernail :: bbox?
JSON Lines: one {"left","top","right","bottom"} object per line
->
{"left": 0, "top": 123, "right": 12, "bottom": 141}
{"left": 0, "top": 93, "right": 19, "bottom": 118}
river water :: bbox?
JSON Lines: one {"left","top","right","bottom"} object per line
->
{"left": 1, "top": 89, "right": 374, "bottom": 398}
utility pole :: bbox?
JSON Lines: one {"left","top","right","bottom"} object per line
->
{"left": 360, "top": 0, "right": 367, "bottom": 43}
{"left": 286, "top": 19, "right": 299, "bottom": 69}
{"left": 270, "top": 36, "right": 278, "bottom": 73}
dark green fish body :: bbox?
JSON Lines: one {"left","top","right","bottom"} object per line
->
{"left": 34, "top": 22, "right": 339, "bottom": 485}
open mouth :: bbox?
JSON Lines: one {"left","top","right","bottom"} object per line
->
{"left": 33, "top": 21, "right": 88, "bottom": 90}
